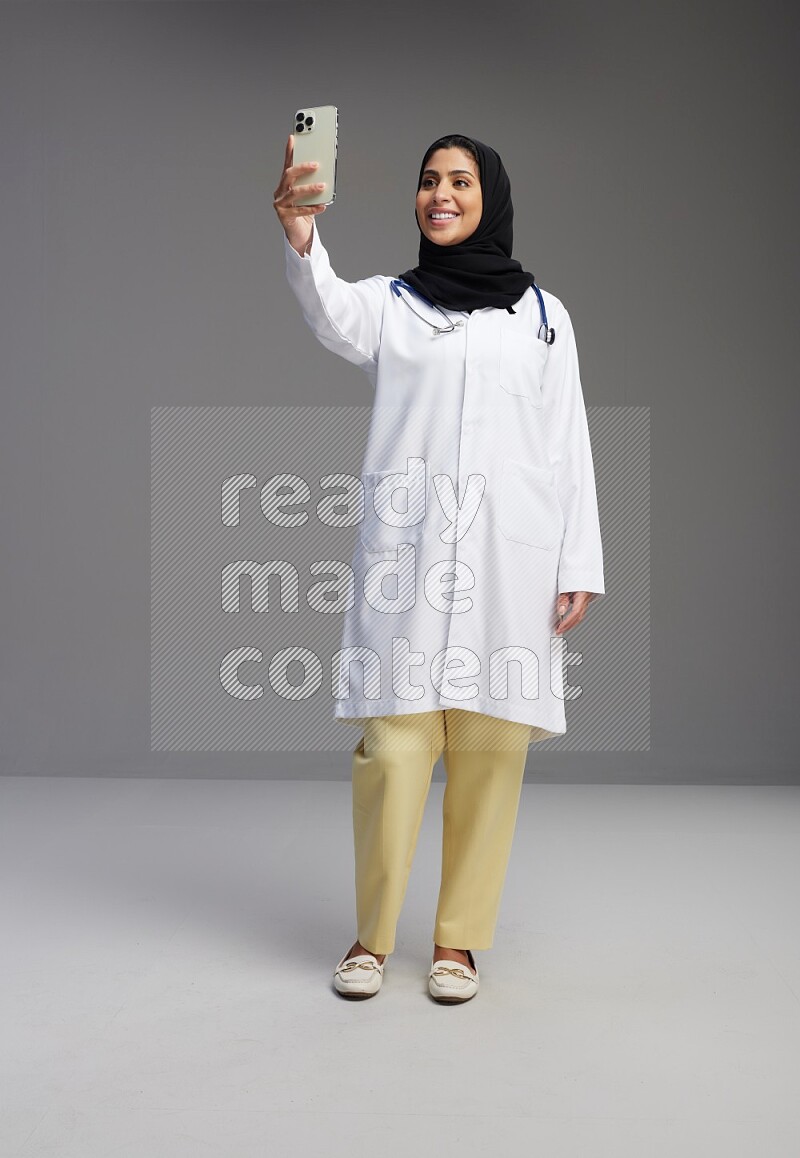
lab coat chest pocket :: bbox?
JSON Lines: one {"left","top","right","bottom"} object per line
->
{"left": 360, "top": 469, "right": 428, "bottom": 553}
{"left": 499, "top": 324, "right": 549, "bottom": 407}
{"left": 497, "top": 457, "right": 564, "bottom": 551}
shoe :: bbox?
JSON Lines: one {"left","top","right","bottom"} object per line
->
{"left": 428, "top": 948, "right": 479, "bottom": 1003}
{"left": 333, "top": 950, "right": 385, "bottom": 999}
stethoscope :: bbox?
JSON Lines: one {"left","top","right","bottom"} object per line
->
{"left": 389, "top": 277, "right": 556, "bottom": 344}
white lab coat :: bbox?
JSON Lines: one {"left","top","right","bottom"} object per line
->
{"left": 284, "top": 219, "right": 605, "bottom": 741}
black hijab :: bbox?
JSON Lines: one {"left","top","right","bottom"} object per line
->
{"left": 397, "top": 134, "right": 536, "bottom": 313}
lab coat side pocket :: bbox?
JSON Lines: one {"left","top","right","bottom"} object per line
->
{"left": 497, "top": 457, "right": 564, "bottom": 551}
{"left": 360, "top": 469, "right": 429, "bottom": 553}
{"left": 498, "top": 326, "right": 548, "bottom": 408}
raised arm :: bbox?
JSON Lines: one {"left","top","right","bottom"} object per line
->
{"left": 283, "top": 218, "right": 386, "bottom": 371}
{"left": 274, "top": 132, "right": 385, "bottom": 375}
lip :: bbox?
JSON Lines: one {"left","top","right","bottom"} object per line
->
{"left": 427, "top": 210, "right": 460, "bottom": 224}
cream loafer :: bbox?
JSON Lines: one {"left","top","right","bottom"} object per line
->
{"left": 428, "top": 948, "right": 479, "bottom": 1003}
{"left": 333, "top": 951, "right": 385, "bottom": 999}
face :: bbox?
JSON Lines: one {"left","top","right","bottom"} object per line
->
{"left": 415, "top": 147, "right": 482, "bottom": 245}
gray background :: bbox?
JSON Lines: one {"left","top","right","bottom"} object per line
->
{"left": 2, "top": 0, "right": 798, "bottom": 782}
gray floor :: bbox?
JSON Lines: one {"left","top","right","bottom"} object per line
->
{"left": 1, "top": 776, "right": 798, "bottom": 1157}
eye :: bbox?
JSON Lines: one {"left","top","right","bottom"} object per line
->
{"left": 420, "top": 177, "right": 471, "bottom": 189}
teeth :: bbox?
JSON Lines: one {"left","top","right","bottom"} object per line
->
{"left": 430, "top": 212, "right": 458, "bottom": 220}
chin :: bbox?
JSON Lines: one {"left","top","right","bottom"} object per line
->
{"left": 425, "top": 229, "right": 460, "bottom": 245}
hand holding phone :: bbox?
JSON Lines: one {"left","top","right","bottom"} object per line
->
{"left": 273, "top": 106, "right": 338, "bottom": 256}
{"left": 273, "top": 134, "right": 327, "bottom": 255}
{"left": 290, "top": 105, "right": 337, "bottom": 206}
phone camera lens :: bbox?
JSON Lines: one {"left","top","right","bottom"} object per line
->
{"left": 305, "top": 116, "right": 314, "bottom": 126}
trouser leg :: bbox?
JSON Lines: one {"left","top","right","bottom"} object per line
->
{"left": 433, "top": 709, "right": 532, "bottom": 951}
{"left": 351, "top": 711, "right": 444, "bottom": 955}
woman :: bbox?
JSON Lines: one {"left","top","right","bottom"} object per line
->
{"left": 274, "top": 132, "right": 605, "bottom": 1003}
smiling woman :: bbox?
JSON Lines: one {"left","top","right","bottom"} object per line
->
{"left": 274, "top": 127, "right": 606, "bottom": 998}
{"left": 415, "top": 136, "right": 484, "bottom": 244}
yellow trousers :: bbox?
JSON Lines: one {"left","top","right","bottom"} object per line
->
{"left": 350, "top": 709, "right": 532, "bottom": 955}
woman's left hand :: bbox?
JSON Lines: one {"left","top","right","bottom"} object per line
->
{"left": 554, "top": 591, "right": 596, "bottom": 635}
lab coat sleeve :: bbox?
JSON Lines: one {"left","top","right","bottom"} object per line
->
{"left": 283, "top": 218, "right": 386, "bottom": 375}
{"left": 542, "top": 306, "right": 606, "bottom": 596}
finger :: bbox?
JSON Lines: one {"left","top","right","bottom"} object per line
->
{"left": 273, "top": 201, "right": 326, "bottom": 217}
{"left": 287, "top": 204, "right": 327, "bottom": 217}
{"left": 555, "top": 606, "right": 582, "bottom": 633}
{"left": 295, "top": 180, "right": 325, "bottom": 194}
{"left": 277, "top": 138, "right": 313, "bottom": 194}
{"left": 274, "top": 181, "right": 325, "bottom": 207}
{"left": 279, "top": 135, "right": 294, "bottom": 187}
{"left": 275, "top": 168, "right": 319, "bottom": 201}
{"left": 273, "top": 181, "right": 300, "bottom": 203}
{"left": 287, "top": 161, "right": 320, "bottom": 180}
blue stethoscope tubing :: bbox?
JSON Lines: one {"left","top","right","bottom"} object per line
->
{"left": 390, "top": 277, "right": 556, "bottom": 345}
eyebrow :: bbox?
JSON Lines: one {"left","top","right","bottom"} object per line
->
{"left": 421, "top": 168, "right": 475, "bottom": 178}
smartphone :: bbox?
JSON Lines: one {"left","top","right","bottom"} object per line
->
{"left": 291, "top": 105, "right": 338, "bottom": 206}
